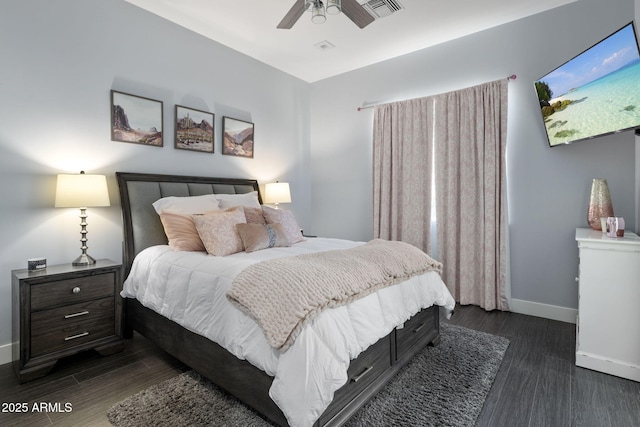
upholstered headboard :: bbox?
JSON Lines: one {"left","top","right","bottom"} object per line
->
{"left": 116, "top": 172, "right": 261, "bottom": 276}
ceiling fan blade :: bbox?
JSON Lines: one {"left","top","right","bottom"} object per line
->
{"left": 341, "top": 0, "right": 375, "bottom": 29}
{"left": 277, "top": 0, "right": 307, "bottom": 29}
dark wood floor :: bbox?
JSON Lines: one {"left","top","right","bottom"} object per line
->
{"left": 449, "top": 306, "right": 640, "bottom": 427}
{"left": 1, "top": 305, "right": 639, "bottom": 426}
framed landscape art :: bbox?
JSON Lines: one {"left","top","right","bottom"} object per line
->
{"left": 110, "top": 90, "right": 163, "bottom": 147}
{"left": 222, "top": 116, "right": 254, "bottom": 158}
{"left": 175, "top": 105, "right": 214, "bottom": 153}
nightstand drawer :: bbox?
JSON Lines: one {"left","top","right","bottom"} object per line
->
{"left": 31, "top": 272, "right": 115, "bottom": 311}
{"left": 30, "top": 297, "right": 115, "bottom": 357}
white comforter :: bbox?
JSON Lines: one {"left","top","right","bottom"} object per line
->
{"left": 121, "top": 237, "right": 456, "bottom": 427}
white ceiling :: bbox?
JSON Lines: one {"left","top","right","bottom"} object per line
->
{"left": 124, "top": 0, "right": 577, "bottom": 83}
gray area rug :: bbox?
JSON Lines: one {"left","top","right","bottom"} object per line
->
{"left": 107, "top": 323, "right": 509, "bottom": 427}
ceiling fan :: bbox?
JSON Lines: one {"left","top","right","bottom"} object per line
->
{"left": 278, "top": 0, "right": 375, "bottom": 29}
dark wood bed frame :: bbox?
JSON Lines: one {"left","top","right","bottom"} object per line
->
{"left": 116, "top": 171, "right": 441, "bottom": 427}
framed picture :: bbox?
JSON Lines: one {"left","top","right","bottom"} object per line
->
{"left": 175, "top": 105, "right": 214, "bottom": 153}
{"left": 222, "top": 116, "right": 254, "bottom": 158}
{"left": 111, "top": 90, "right": 163, "bottom": 147}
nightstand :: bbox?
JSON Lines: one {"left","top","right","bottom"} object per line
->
{"left": 12, "top": 259, "right": 124, "bottom": 383}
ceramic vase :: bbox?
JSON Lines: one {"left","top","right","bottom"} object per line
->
{"left": 587, "top": 178, "right": 614, "bottom": 230}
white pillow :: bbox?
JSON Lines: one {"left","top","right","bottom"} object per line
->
{"left": 152, "top": 194, "right": 220, "bottom": 215}
{"left": 216, "top": 191, "right": 261, "bottom": 209}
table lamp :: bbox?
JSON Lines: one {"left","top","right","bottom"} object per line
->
{"left": 264, "top": 182, "right": 291, "bottom": 209}
{"left": 55, "top": 171, "right": 110, "bottom": 265}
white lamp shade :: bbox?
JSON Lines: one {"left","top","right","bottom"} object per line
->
{"left": 264, "top": 182, "right": 292, "bottom": 204}
{"left": 55, "top": 172, "right": 110, "bottom": 208}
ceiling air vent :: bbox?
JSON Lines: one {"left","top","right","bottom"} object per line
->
{"left": 358, "top": 0, "right": 404, "bottom": 19}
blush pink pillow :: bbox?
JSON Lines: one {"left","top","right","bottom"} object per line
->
{"left": 236, "top": 223, "right": 290, "bottom": 252}
{"left": 243, "top": 206, "right": 267, "bottom": 224}
{"left": 262, "top": 206, "right": 305, "bottom": 244}
{"left": 193, "top": 208, "right": 247, "bottom": 256}
{"left": 159, "top": 212, "right": 206, "bottom": 252}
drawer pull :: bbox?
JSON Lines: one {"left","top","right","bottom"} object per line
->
{"left": 413, "top": 322, "right": 426, "bottom": 333}
{"left": 64, "top": 310, "right": 89, "bottom": 319}
{"left": 72, "top": 287, "right": 81, "bottom": 294}
{"left": 64, "top": 332, "right": 89, "bottom": 341}
{"left": 351, "top": 366, "right": 373, "bottom": 383}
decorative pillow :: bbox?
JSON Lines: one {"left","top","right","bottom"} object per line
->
{"left": 262, "top": 206, "right": 305, "bottom": 244}
{"left": 193, "top": 208, "right": 246, "bottom": 256}
{"left": 243, "top": 206, "right": 267, "bottom": 224}
{"left": 236, "top": 223, "right": 290, "bottom": 253}
{"left": 216, "top": 191, "right": 261, "bottom": 209}
{"left": 159, "top": 212, "right": 206, "bottom": 252}
{"left": 152, "top": 194, "right": 220, "bottom": 215}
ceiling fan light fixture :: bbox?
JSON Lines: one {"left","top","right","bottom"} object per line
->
{"left": 279, "top": 0, "right": 374, "bottom": 29}
{"left": 326, "top": 0, "right": 341, "bottom": 15}
{"left": 311, "top": 1, "right": 327, "bottom": 24}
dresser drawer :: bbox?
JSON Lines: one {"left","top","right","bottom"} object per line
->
{"left": 30, "top": 297, "right": 115, "bottom": 357}
{"left": 321, "top": 335, "right": 391, "bottom": 423}
{"left": 396, "top": 307, "right": 437, "bottom": 360}
{"left": 31, "top": 272, "right": 115, "bottom": 311}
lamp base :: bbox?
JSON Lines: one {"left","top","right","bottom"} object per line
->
{"left": 72, "top": 253, "right": 96, "bottom": 266}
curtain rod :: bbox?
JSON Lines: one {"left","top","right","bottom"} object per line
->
{"left": 356, "top": 74, "right": 517, "bottom": 111}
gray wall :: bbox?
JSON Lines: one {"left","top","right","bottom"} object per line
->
{"left": 0, "top": 0, "right": 311, "bottom": 354}
{"left": 309, "top": 0, "right": 637, "bottom": 314}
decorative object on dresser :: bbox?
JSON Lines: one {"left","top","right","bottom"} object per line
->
{"left": 587, "top": 178, "right": 614, "bottom": 230}
{"left": 12, "top": 260, "right": 124, "bottom": 383}
{"left": 222, "top": 116, "right": 254, "bottom": 158}
{"left": 111, "top": 90, "right": 163, "bottom": 146}
{"left": 264, "top": 181, "right": 291, "bottom": 209}
{"left": 55, "top": 171, "right": 110, "bottom": 266}
{"left": 174, "top": 105, "right": 214, "bottom": 153}
{"left": 606, "top": 216, "right": 625, "bottom": 238}
{"left": 575, "top": 228, "right": 640, "bottom": 382}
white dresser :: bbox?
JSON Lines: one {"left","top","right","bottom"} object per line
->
{"left": 575, "top": 228, "right": 640, "bottom": 381}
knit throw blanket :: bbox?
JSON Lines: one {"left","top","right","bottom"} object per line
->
{"left": 227, "top": 239, "right": 443, "bottom": 352}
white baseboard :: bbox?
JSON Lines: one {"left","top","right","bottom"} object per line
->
{"left": 0, "top": 342, "right": 12, "bottom": 366}
{"left": 577, "top": 351, "right": 640, "bottom": 382}
{"left": 510, "top": 298, "right": 577, "bottom": 324}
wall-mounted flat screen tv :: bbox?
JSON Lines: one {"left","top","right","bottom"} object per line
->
{"left": 535, "top": 22, "right": 640, "bottom": 147}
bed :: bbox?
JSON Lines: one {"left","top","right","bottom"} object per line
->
{"left": 116, "top": 171, "right": 455, "bottom": 427}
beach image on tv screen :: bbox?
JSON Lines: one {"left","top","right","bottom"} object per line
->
{"left": 535, "top": 23, "right": 640, "bottom": 146}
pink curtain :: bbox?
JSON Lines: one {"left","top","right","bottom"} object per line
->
{"left": 373, "top": 98, "right": 435, "bottom": 255}
{"left": 434, "top": 80, "right": 509, "bottom": 311}
{"left": 373, "top": 79, "right": 509, "bottom": 311}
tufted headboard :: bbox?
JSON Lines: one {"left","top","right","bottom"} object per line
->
{"left": 116, "top": 172, "right": 261, "bottom": 276}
